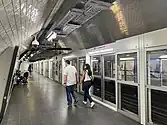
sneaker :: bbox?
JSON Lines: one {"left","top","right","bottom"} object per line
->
{"left": 83, "top": 101, "right": 87, "bottom": 105}
{"left": 74, "top": 100, "right": 78, "bottom": 105}
{"left": 91, "top": 102, "right": 95, "bottom": 108}
{"left": 68, "top": 104, "right": 72, "bottom": 107}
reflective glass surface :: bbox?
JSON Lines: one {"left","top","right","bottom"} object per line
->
{"left": 147, "top": 50, "right": 167, "bottom": 86}
{"left": 93, "top": 77, "right": 102, "bottom": 98}
{"left": 117, "top": 53, "right": 138, "bottom": 83}
{"left": 104, "top": 79, "right": 116, "bottom": 104}
{"left": 92, "top": 56, "right": 101, "bottom": 98}
{"left": 104, "top": 55, "right": 115, "bottom": 78}
{"left": 120, "top": 84, "right": 138, "bottom": 115}
{"left": 92, "top": 56, "right": 101, "bottom": 76}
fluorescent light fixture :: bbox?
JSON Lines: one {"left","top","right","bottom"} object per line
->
{"left": 30, "top": 54, "right": 34, "bottom": 57}
{"left": 57, "top": 34, "right": 66, "bottom": 38}
{"left": 63, "top": 55, "right": 76, "bottom": 59}
{"left": 46, "top": 32, "right": 53, "bottom": 39}
{"left": 92, "top": 59, "right": 99, "bottom": 62}
{"left": 159, "top": 55, "right": 167, "bottom": 59}
{"left": 89, "top": 48, "right": 114, "bottom": 55}
{"left": 79, "top": 58, "right": 85, "bottom": 61}
{"left": 47, "top": 32, "right": 57, "bottom": 41}
{"left": 120, "top": 57, "right": 134, "bottom": 61}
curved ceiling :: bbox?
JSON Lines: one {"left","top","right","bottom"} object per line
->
{"left": 2, "top": 0, "right": 167, "bottom": 61}
{"left": 62, "top": 0, "right": 167, "bottom": 50}
{"left": 0, "top": 0, "right": 59, "bottom": 54}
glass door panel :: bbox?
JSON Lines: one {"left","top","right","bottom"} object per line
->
{"left": 91, "top": 56, "right": 102, "bottom": 98}
{"left": 104, "top": 79, "right": 116, "bottom": 104}
{"left": 121, "top": 84, "right": 138, "bottom": 115}
{"left": 147, "top": 49, "right": 167, "bottom": 124}
{"left": 162, "top": 59, "right": 167, "bottom": 86}
{"left": 151, "top": 90, "right": 167, "bottom": 125}
{"left": 104, "top": 55, "right": 116, "bottom": 104}
{"left": 117, "top": 53, "right": 138, "bottom": 83}
{"left": 104, "top": 55, "right": 115, "bottom": 78}
{"left": 117, "top": 52, "right": 139, "bottom": 116}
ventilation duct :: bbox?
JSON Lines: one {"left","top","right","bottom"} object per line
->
{"left": 63, "top": 23, "right": 81, "bottom": 34}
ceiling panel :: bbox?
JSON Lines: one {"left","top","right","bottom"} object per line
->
{"left": 0, "top": 0, "right": 54, "bottom": 54}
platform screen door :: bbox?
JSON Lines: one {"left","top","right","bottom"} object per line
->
{"left": 103, "top": 55, "right": 116, "bottom": 105}
{"left": 117, "top": 52, "right": 139, "bottom": 121}
{"left": 91, "top": 56, "right": 102, "bottom": 100}
{"left": 147, "top": 49, "right": 167, "bottom": 125}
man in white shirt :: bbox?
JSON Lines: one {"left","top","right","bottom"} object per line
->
{"left": 64, "top": 60, "right": 78, "bottom": 106}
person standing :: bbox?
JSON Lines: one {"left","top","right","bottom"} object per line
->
{"left": 80, "top": 64, "right": 95, "bottom": 108}
{"left": 64, "top": 60, "right": 78, "bottom": 107}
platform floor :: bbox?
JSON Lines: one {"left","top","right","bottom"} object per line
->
{"left": 1, "top": 73, "right": 140, "bottom": 125}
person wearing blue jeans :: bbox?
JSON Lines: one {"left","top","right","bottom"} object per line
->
{"left": 66, "top": 84, "right": 77, "bottom": 106}
{"left": 83, "top": 81, "right": 93, "bottom": 103}
{"left": 64, "top": 60, "right": 78, "bottom": 106}
{"left": 80, "top": 64, "right": 95, "bottom": 108}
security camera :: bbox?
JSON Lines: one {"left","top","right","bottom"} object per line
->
{"left": 32, "top": 39, "right": 39, "bottom": 46}
{"left": 31, "top": 36, "right": 39, "bottom": 50}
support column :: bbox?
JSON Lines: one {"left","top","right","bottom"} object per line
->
{"left": 139, "top": 35, "right": 146, "bottom": 125}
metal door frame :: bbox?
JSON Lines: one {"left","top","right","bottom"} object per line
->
{"left": 146, "top": 45, "right": 167, "bottom": 125}
{"left": 91, "top": 55, "right": 103, "bottom": 101}
{"left": 91, "top": 53, "right": 117, "bottom": 106}
{"left": 102, "top": 54, "right": 116, "bottom": 107}
{"left": 116, "top": 50, "right": 140, "bottom": 122}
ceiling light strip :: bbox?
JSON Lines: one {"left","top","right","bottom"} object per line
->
{"left": 1, "top": 0, "right": 16, "bottom": 41}
{"left": 88, "top": 48, "right": 114, "bottom": 55}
